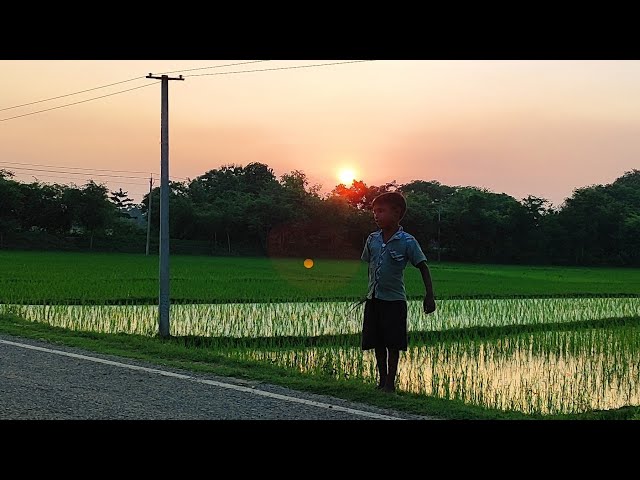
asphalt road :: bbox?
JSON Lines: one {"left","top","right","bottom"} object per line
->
{"left": 0, "top": 333, "right": 434, "bottom": 421}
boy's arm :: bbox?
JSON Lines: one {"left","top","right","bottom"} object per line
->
{"left": 417, "top": 260, "right": 436, "bottom": 314}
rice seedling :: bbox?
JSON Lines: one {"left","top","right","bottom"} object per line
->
{"left": 222, "top": 325, "right": 640, "bottom": 415}
{"left": 2, "top": 297, "right": 638, "bottom": 340}
{"left": 2, "top": 251, "right": 640, "bottom": 304}
{"left": 2, "top": 251, "right": 639, "bottom": 417}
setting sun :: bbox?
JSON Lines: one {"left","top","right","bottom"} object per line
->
{"left": 337, "top": 167, "right": 357, "bottom": 185}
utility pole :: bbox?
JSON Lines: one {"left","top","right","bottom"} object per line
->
{"left": 146, "top": 73, "right": 184, "bottom": 338}
{"left": 433, "top": 199, "right": 442, "bottom": 262}
{"left": 145, "top": 173, "right": 153, "bottom": 256}
{"left": 437, "top": 205, "right": 441, "bottom": 262}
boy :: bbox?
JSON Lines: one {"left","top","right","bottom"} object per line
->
{"left": 361, "top": 191, "right": 436, "bottom": 393}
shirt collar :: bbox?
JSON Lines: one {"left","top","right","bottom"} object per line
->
{"left": 375, "top": 226, "right": 404, "bottom": 243}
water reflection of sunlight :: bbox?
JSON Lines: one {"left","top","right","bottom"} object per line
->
{"left": 228, "top": 328, "right": 640, "bottom": 415}
{"left": 2, "top": 298, "right": 639, "bottom": 415}
{"left": 4, "top": 297, "right": 640, "bottom": 338}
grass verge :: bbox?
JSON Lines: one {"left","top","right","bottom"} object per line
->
{"left": 2, "top": 313, "right": 638, "bottom": 420}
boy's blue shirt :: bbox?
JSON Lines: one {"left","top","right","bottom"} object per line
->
{"left": 361, "top": 226, "right": 427, "bottom": 301}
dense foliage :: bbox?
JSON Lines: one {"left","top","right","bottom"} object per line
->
{"left": 1, "top": 165, "right": 638, "bottom": 266}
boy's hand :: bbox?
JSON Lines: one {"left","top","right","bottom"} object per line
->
{"left": 423, "top": 294, "right": 436, "bottom": 314}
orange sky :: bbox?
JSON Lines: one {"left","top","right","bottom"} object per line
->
{"left": 1, "top": 60, "right": 639, "bottom": 207}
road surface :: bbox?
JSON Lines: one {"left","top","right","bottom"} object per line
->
{"left": 0, "top": 334, "right": 436, "bottom": 420}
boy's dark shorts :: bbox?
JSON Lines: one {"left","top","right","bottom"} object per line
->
{"left": 361, "top": 297, "right": 408, "bottom": 351}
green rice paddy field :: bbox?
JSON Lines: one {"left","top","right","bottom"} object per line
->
{"left": 1, "top": 250, "right": 639, "bottom": 419}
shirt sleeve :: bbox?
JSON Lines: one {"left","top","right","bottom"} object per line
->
{"left": 361, "top": 235, "right": 371, "bottom": 262}
{"left": 406, "top": 237, "right": 427, "bottom": 267}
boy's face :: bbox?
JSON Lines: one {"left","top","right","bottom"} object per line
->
{"left": 373, "top": 203, "right": 401, "bottom": 229}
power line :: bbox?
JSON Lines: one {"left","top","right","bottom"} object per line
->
{"left": 156, "top": 60, "right": 270, "bottom": 75}
{"left": 0, "top": 160, "right": 154, "bottom": 175}
{"left": 1, "top": 62, "right": 270, "bottom": 114}
{"left": 0, "top": 60, "right": 374, "bottom": 123}
{"left": 186, "top": 60, "right": 375, "bottom": 77}
{"left": 0, "top": 162, "right": 188, "bottom": 182}
{"left": 2, "top": 166, "right": 182, "bottom": 185}
{"left": 0, "top": 165, "right": 150, "bottom": 180}
{"left": 8, "top": 172, "right": 149, "bottom": 187}
{"left": 0, "top": 76, "right": 146, "bottom": 112}
{"left": 0, "top": 83, "right": 156, "bottom": 122}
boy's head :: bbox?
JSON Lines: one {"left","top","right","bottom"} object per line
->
{"left": 371, "top": 191, "right": 407, "bottom": 228}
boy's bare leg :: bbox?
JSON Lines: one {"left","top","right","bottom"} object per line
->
{"left": 384, "top": 349, "right": 400, "bottom": 392}
{"left": 374, "top": 347, "right": 388, "bottom": 389}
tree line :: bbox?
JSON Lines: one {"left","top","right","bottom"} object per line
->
{"left": 1, "top": 165, "right": 639, "bottom": 266}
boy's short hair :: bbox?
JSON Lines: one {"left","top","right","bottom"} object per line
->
{"left": 372, "top": 191, "right": 407, "bottom": 220}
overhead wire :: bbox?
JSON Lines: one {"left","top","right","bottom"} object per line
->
{"left": 0, "top": 83, "right": 156, "bottom": 122}
{"left": 1, "top": 60, "right": 375, "bottom": 195}
{"left": 0, "top": 161, "right": 187, "bottom": 181}
{"left": 0, "top": 60, "right": 272, "bottom": 113}
{"left": 184, "top": 60, "right": 374, "bottom": 77}
{"left": 1, "top": 60, "right": 373, "bottom": 122}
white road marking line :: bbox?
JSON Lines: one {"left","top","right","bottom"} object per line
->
{"left": 0, "top": 338, "right": 403, "bottom": 420}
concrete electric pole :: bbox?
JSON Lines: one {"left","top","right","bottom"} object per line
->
{"left": 146, "top": 73, "right": 184, "bottom": 338}
{"left": 146, "top": 173, "right": 153, "bottom": 256}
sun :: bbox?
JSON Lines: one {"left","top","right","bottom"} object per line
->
{"left": 337, "top": 167, "right": 357, "bottom": 185}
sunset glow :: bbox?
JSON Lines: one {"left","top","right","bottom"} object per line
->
{"left": 337, "top": 167, "right": 357, "bottom": 186}
{"left": 1, "top": 60, "right": 639, "bottom": 207}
